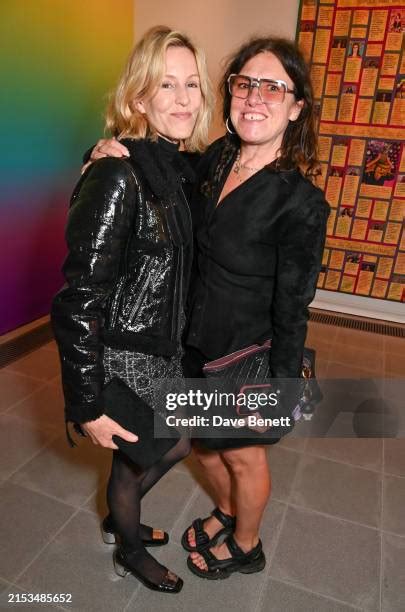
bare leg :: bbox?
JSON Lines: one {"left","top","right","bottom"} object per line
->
{"left": 224, "top": 446, "right": 271, "bottom": 549}
{"left": 190, "top": 446, "right": 271, "bottom": 569}
{"left": 187, "top": 443, "right": 235, "bottom": 547}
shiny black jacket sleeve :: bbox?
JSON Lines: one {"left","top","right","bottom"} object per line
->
{"left": 51, "top": 158, "right": 137, "bottom": 424}
{"left": 269, "top": 190, "right": 329, "bottom": 378}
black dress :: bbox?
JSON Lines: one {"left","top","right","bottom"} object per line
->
{"left": 183, "top": 136, "right": 330, "bottom": 449}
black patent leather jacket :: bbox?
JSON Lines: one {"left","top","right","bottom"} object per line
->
{"left": 51, "top": 138, "right": 194, "bottom": 425}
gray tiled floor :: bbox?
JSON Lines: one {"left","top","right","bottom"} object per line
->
{"left": 382, "top": 475, "right": 405, "bottom": 536}
{"left": 291, "top": 454, "right": 382, "bottom": 527}
{"left": 0, "top": 327, "right": 404, "bottom": 611}
{"left": 260, "top": 579, "right": 364, "bottom": 612}
{"left": 384, "top": 439, "right": 405, "bottom": 476}
{"left": 382, "top": 533, "right": 405, "bottom": 612}
{"left": 269, "top": 506, "right": 381, "bottom": 610}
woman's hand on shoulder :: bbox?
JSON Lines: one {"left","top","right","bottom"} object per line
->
{"left": 81, "top": 138, "right": 130, "bottom": 175}
{"left": 81, "top": 414, "right": 138, "bottom": 449}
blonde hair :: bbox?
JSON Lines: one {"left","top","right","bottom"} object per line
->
{"left": 105, "top": 26, "right": 213, "bottom": 152}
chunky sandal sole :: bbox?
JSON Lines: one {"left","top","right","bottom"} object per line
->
{"left": 186, "top": 553, "right": 266, "bottom": 580}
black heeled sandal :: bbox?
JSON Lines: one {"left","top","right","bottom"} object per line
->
{"left": 181, "top": 507, "right": 236, "bottom": 552}
{"left": 186, "top": 534, "right": 266, "bottom": 580}
{"left": 113, "top": 548, "right": 183, "bottom": 594}
{"left": 101, "top": 515, "right": 169, "bottom": 547}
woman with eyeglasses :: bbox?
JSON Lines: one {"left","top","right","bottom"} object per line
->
{"left": 89, "top": 36, "right": 329, "bottom": 580}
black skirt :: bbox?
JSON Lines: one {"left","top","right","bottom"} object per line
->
{"left": 104, "top": 346, "right": 183, "bottom": 422}
{"left": 182, "top": 345, "right": 280, "bottom": 450}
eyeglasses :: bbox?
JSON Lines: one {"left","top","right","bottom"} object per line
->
{"left": 227, "top": 74, "right": 296, "bottom": 105}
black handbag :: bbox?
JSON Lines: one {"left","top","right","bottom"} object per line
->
{"left": 202, "top": 340, "right": 321, "bottom": 434}
{"left": 102, "top": 377, "right": 180, "bottom": 469}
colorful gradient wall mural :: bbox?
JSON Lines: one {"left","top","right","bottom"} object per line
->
{"left": 0, "top": 1, "right": 134, "bottom": 334}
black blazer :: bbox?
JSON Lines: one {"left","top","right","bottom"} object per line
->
{"left": 185, "top": 136, "right": 330, "bottom": 378}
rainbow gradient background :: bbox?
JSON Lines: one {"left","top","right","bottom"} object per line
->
{"left": 0, "top": 1, "right": 134, "bottom": 334}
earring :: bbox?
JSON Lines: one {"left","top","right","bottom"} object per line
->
{"left": 226, "top": 117, "right": 236, "bottom": 134}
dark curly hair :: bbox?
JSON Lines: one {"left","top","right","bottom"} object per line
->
{"left": 220, "top": 36, "right": 320, "bottom": 178}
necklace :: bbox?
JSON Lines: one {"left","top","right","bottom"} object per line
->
{"left": 233, "top": 150, "right": 262, "bottom": 176}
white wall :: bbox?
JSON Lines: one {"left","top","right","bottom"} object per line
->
{"left": 134, "top": 0, "right": 300, "bottom": 137}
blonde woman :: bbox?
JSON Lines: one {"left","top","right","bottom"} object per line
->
{"left": 52, "top": 26, "right": 213, "bottom": 593}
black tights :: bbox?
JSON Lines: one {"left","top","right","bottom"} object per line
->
{"left": 106, "top": 438, "right": 191, "bottom": 583}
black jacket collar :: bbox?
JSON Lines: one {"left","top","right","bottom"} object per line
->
{"left": 120, "top": 137, "right": 195, "bottom": 199}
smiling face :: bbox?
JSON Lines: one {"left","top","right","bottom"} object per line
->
{"left": 136, "top": 46, "right": 202, "bottom": 142}
{"left": 229, "top": 51, "right": 303, "bottom": 153}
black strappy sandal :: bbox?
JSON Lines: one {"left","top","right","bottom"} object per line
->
{"left": 181, "top": 507, "right": 236, "bottom": 552}
{"left": 113, "top": 548, "right": 183, "bottom": 593}
{"left": 101, "top": 515, "right": 169, "bottom": 547}
{"left": 186, "top": 534, "right": 266, "bottom": 580}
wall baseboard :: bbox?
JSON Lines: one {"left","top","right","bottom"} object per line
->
{"left": 0, "top": 316, "right": 54, "bottom": 368}
{"left": 309, "top": 308, "right": 405, "bottom": 336}
{"left": 312, "top": 290, "right": 405, "bottom": 324}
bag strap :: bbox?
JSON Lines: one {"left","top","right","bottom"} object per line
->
{"left": 203, "top": 340, "right": 271, "bottom": 372}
